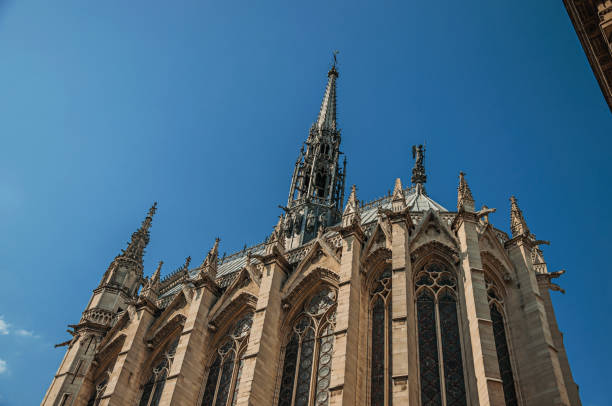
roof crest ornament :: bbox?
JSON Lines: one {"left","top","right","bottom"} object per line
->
{"left": 411, "top": 145, "right": 427, "bottom": 194}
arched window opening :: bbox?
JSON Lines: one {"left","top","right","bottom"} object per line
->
{"left": 86, "top": 370, "right": 111, "bottom": 406}
{"left": 415, "top": 263, "right": 466, "bottom": 406}
{"left": 201, "top": 313, "right": 253, "bottom": 406}
{"left": 486, "top": 277, "right": 518, "bottom": 406}
{"left": 370, "top": 268, "right": 392, "bottom": 406}
{"left": 278, "top": 287, "right": 337, "bottom": 406}
{"left": 138, "top": 337, "right": 180, "bottom": 406}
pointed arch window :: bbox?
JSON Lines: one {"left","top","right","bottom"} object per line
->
{"left": 138, "top": 337, "right": 179, "bottom": 406}
{"left": 370, "top": 268, "right": 392, "bottom": 406}
{"left": 278, "top": 287, "right": 337, "bottom": 406}
{"left": 486, "top": 277, "right": 518, "bottom": 406}
{"left": 86, "top": 369, "right": 111, "bottom": 406}
{"left": 415, "top": 263, "right": 466, "bottom": 406}
{"left": 200, "top": 313, "right": 253, "bottom": 406}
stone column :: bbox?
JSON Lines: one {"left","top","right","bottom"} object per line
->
{"left": 95, "top": 303, "right": 156, "bottom": 406}
{"left": 455, "top": 212, "right": 505, "bottom": 406}
{"left": 328, "top": 223, "right": 364, "bottom": 406}
{"left": 388, "top": 213, "right": 414, "bottom": 405}
{"left": 237, "top": 247, "right": 288, "bottom": 406}
{"left": 505, "top": 238, "right": 570, "bottom": 406}
{"left": 162, "top": 281, "right": 219, "bottom": 405}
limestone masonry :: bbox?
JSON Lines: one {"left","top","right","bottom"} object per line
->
{"left": 43, "top": 63, "right": 581, "bottom": 406}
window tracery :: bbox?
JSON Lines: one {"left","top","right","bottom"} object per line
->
{"left": 138, "top": 337, "right": 180, "bottom": 406}
{"left": 415, "top": 263, "right": 466, "bottom": 406}
{"left": 201, "top": 313, "right": 253, "bottom": 406}
{"left": 278, "top": 287, "right": 337, "bottom": 406}
{"left": 86, "top": 369, "right": 111, "bottom": 406}
{"left": 370, "top": 268, "right": 392, "bottom": 406}
{"left": 485, "top": 277, "right": 518, "bottom": 406}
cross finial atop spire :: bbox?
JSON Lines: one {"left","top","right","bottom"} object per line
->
{"left": 510, "top": 196, "right": 530, "bottom": 237}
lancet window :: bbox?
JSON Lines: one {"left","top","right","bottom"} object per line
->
{"left": 486, "top": 276, "right": 518, "bottom": 406}
{"left": 370, "top": 268, "right": 392, "bottom": 406}
{"left": 200, "top": 313, "right": 253, "bottom": 406}
{"left": 415, "top": 263, "right": 466, "bottom": 406}
{"left": 138, "top": 337, "right": 180, "bottom": 406}
{"left": 278, "top": 287, "right": 337, "bottom": 406}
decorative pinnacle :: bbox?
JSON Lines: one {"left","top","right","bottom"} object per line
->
{"left": 457, "top": 172, "right": 475, "bottom": 211}
{"left": 342, "top": 184, "right": 360, "bottom": 227}
{"left": 392, "top": 178, "right": 407, "bottom": 212}
{"left": 510, "top": 196, "right": 530, "bottom": 237}
{"left": 122, "top": 202, "right": 158, "bottom": 263}
{"left": 151, "top": 261, "right": 163, "bottom": 283}
{"left": 184, "top": 256, "right": 192, "bottom": 270}
{"left": 411, "top": 145, "right": 427, "bottom": 187}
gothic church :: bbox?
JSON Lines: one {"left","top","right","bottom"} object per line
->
{"left": 43, "top": 63, "right": 581, "bottom": 406}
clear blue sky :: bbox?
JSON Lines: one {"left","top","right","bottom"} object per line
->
{"left": 1, "top": 1, "right": 610, "bottom": 405}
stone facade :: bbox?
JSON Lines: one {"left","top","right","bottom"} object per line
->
{"left": 42, "top": 64, "right": 581, "bottom": 406}
{"left": 564, "top": 0, "right": 612, "bottom": 111}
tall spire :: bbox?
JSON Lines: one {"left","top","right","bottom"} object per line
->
{"left": 122, "top": 202, "right": 157, "bottom": 264}
{"left": 457, "top": 172, "right": 475, "bottom": 212}
{"left": 315, "top": 62, "right": 338, "bottom": 131}
{"left": 284, "top": 57, "right": 346, "bottom": 246}
{"left": 510, "top": 196, "right": 530, "bottom": 237}
{"left": 411, "top": 145, "right": 427, "bottom": 191}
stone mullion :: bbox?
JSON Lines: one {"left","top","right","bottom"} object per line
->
{"left": 390, "top": 219, "right": 412, "bottom": 405}
{"left": 163, "top": 286, "right": 217, "bottom": 405}
{"left": 308, "top": 332, "right": 322, "bottom": 406}
{"left": 456, "top": 215, "right": 505, "bottom": 406}
{"left": 328, "top": 230, "right": 363, "bottom": 406}
{"left": 506, "top": 240, "right": 570, "bottom": 406}
{"left": 383, "top": 298, "right": 390, "bottom": 406}
{"left": 96, "top": 305, "right": 156, "bottom": 406}
{"left": 238, "top": 259, "right": 286, "bottom": 406}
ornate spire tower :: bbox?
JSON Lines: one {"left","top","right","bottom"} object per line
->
{"left": 284, "top": 58, "right": 346, "bottom": 247}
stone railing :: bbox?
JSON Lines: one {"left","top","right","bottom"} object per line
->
{"left": 81, "top": 308, "right": 116, "bottom": 327}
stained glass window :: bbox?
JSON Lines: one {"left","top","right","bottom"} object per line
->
{"left": 486, "top": 276, "right": 518, "bottom": 406}
{"left": 138, "top": 337, "right": 179, "bottom": 406}
{"left": 415, "top": 263, "right": 466, "bottom": 406}
{"left": 277, "top": 287, "right": 337, "bottom": 406}
{"left": 370, "top": 268, "right": 392, "bottom": 406}
{"left": 200, "top": 313, "right": 253, "bottom": 406}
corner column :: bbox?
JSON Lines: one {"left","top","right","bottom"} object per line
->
{"left": 505, "top": 238, "right": 570, "bottom": 406}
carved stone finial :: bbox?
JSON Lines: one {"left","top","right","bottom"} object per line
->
{"left": 342, "top": 185, "right": 360, "bottom": 227}
{"left": 200, "top": 238, "right": 220, "bottom": 279}
{"left": 265, "top": 216, "right": 286, "bottom": 255}
{"left": 510, "top": 196, "right": 530, "bottom": 237}
{"left": 391, "top": 178, "right": 407, "bottom": 212}
{"left": 457, "top": 172, "right": 475, "bottom": 212}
